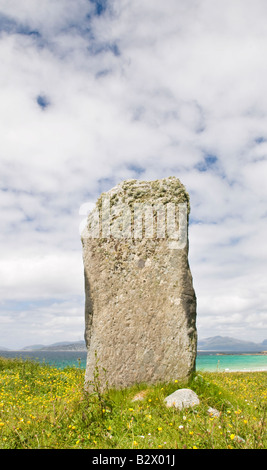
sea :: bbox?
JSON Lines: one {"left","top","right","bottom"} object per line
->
{"left": 0, "top": 350, "right": 267, "bottom": 372}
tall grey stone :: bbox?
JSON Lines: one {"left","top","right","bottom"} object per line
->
{"left": 81, "top": 176, "right": 197, "bottom": 390}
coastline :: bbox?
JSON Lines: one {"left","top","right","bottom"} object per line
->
{"left": 196, "top": 351, "right": 267, "bottom": 373}
{"left": 0, "top": 350, "right": 267, "bottom": 373}
{"left": 198, "top": 350, "right": 267, "bottom": 355}
{"left": 204, "top": 368, "right": 267, "bottom": 372}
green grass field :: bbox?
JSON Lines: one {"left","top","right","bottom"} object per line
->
{"left": 0, "top": 356, "right": 266, "bottom": 449}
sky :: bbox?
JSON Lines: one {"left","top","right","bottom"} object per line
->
{"left": 0, "top": 0, "right": 267, "bottom": 349}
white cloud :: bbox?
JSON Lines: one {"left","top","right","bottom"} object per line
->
{"left": 0, "top": 0, "right": 267, "bottom": 347}
{"left": 0, "top": 298, "right": 85, "bottom": 349}
{"left": 0, "top": 252, "right": 84, "bottom": 301}
{"left": 0, "top": 0, "right": 93, "bottom": 37}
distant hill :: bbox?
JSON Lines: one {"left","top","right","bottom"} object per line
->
{"left": 22, "top": 344, "right": 46, "bottom": 351}
{"left": 21, "top": 341, "right": 87, "bottom": 352}
{"left": 40, "top": 341, "right": 87, "bottom": 351}
{"left": 197, "top": 336, "right": 267, "bottom": 352}
{"left": 3, "top": 336, "right": 267, "bottom": 353}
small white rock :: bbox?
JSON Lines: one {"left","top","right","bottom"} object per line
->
{"left": 164, "top": 388, "right": 200, "bottom": 410}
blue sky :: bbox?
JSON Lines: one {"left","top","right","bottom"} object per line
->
{"left": 0, "top": 0, "right": 267, "bottom": 348}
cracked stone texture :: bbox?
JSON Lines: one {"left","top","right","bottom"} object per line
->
{"left": 81, "top": 176, "right": 197, "bottom": 390}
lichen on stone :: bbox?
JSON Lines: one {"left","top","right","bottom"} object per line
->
{"left": 84, "top": 176, "right": 190, "bottom": 243}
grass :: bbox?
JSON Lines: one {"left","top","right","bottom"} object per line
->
{"left": 0, "top": 356, "right": 266, "bottom": 449}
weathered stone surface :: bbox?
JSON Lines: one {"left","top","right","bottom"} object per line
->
{"left": 164, "top": 388, "right": 200, "bottom": 409}
{"left": 81, "top": 176, "right": 197, "bottom": 390}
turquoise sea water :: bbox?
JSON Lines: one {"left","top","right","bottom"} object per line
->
{"left": 196, "top": 353, "right": 267, "bottom": 372}
{"left": 0, "top": 350, "right": 267, "bottom": 372}
{"left": 0, "top": 350, "right": 88, "bottom": 369}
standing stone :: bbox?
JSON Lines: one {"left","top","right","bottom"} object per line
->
{"left": 81, "top": 176, "right": 197, "bottom": 390}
